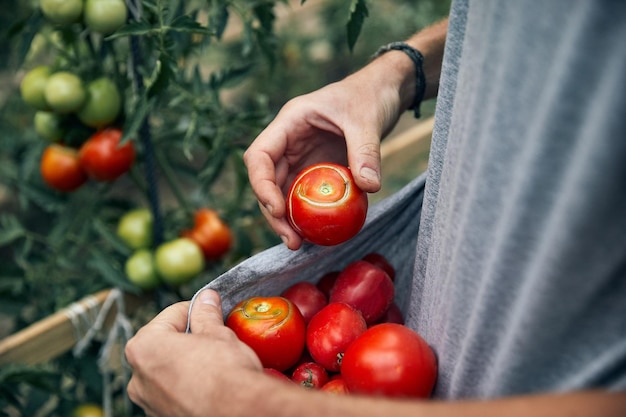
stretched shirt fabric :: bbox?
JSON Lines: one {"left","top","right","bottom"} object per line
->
{"left": 408, "top": 0, "right": 626, "bottom": 399}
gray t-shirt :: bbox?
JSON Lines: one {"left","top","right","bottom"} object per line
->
{"left": 408, "top": 0, "right": 626, "bottom": 399}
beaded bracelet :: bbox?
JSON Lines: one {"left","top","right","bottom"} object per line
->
{"left": 373, "top": 42, "right": 426, "bottom": 118}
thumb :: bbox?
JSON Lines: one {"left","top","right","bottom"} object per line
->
{"left": 189, "top": 289, "right": 225, "bottom": 334}
{"left": 345, "top": 130, "right": 382, "bottom": 193}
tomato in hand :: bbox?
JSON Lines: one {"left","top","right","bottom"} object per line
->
{"left": 154, "top": 238, "right": 205, "bottom": 286}
{"left": 78, "top": 128, "right": 135, "bottom": 181}
{"left": 286, "top": 163, "right": 368, "bottom": 246}
{"left": 180, "top": 208, "right": 232, "bottom": 261}
{"left": 77, "top": 77, "right": 122, "bottom": 128}
{"left": 280, "top": 281, "right": 327, "bottom": 324}
{"left": 329, "top": 260, "right": 394, "bottom": 324}
{"left": 341, "top": 323, "right": 437, "bottom": 398}
{"left": 40, "top": 144, "right": 87, "bottom": 192}
{"left": 291, "top": 361, "right": 329, "bottom": 389}
{"left": 306, "top": 302, "right": 367, "bottom": 372}
{"left": 226, "top": 296, "right": 306, "bottom": 372}
{"left": 44, "top": 72, "right": 86, "bottom": 114}
{"left": 84, "top": 0, "right": 128, "bottom": 34}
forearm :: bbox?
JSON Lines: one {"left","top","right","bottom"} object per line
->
{"left": 362, "top": 18, "right": 448, "bottom": 117}
{"left": 255, "top": 386, "right": 626, "bottom": 417}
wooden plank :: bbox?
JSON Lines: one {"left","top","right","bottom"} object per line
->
{"left": 0, "top": 289, "right": 146, "bottom": 365}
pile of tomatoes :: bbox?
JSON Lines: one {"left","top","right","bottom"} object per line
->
{"left": 20, "top": 0, "right": 132, "bottom": 193}
{"left": 225, "top": 253, "right": 438, "bottom": 398}
{"left": 117, "top": 208, "right": 233, "bottom": 290}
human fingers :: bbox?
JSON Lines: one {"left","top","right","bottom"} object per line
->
{"left": 258, "top": 202, "right": 304, "bottom": 250}
{"left": 139, "top": 301, "right": 191, "bottom": 334}
{"left": 343, "top": 124, "right": 382, "bottom": 193}
{"left": 188, "top": 289, "right": 225, "bottom": 334}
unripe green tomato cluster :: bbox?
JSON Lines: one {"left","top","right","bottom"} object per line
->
{"left": 39, "top": 0, "right": 128, "bottom": 35}
{"left": 20, "top": 66, "right": 122, "bottom": 139}
{"left": 117, "top": 209, "right": 206, "bottom": 290}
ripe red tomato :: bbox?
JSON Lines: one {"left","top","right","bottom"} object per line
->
{"left": 320, "top": 377, "right": 349, "bottom": 394}
{"left": 40, "top": 144, "right": 88, "bottom": 192}
{"left": 263, "top": 368, "right": 293, "bottom": 383}
{"left": 286, "top": 163, "right": 368, "bottom": 246}
{"left": 373, "top": 302, "right": 404, "bottom": 326}
{"left": 280, "top": 282, "right": 327, "bottom": 324}
{"left": 226, "top": 296, "right": 306, "bottom": 372}
{"left": 180, "top": 208, "right": 232, "bottom": 260}
{"left": 291, "top": 361, "right": 329, "bottom": 389}
{"left": 306, "top": 302, "right": 367, "bottom": 372}
{"left": 316, "top": 271, "right": 339, "bottom": 299}
{"left": 329, "top": 260, "right": 394, "bottom": 324}
{"left": 78, "top": 128, "right": 135, "bottom": 181}
{"left": 341, "top": 323, "right": 437, "bottom": 398}
{"left": 362, "top": 252, "right": 396, "bottom": 281}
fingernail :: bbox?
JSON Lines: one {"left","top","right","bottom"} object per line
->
{"left": 280, "top": 235, "right": 289, "bottom": 246}
{"left": 199, "top": 290, "right": 219, "bottom": 307}
{"left": 360, "top": 166, "right": 380, "bottom": 184}
{"left": 264, "top": 203, "right": 274, "bottom": 216}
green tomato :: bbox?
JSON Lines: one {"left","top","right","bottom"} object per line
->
{"left": 155, "top": 238, "right": 205, "bottom": 286}
{"left": 40, "top": 0, "right": 83, "bottom": 25}
{"left": 20, "top": 66, "right": 51, "bottom": 110}
{"left": 77, "top": 77, "right": 122, "bottom": 128}
{"left": 44, "top": 72, "right": 86, "bottom": 114}
{"left": 117, "top": 209, "right": 153, "bottom": 250}
{"left": 84, "top": 0, "right": 128, "bottom": 35}
{"left": 34, "top": 111, "right": 64, "bottom": 141}
{"left": 125, "top": 249, "right": 161, "bottom": 290}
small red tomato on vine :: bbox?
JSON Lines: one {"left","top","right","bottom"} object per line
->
{"left": 181, "top": 208, "right": 232, "bottom": 261}
{"left": 78, "top": 127, "right": 135, "bottom": 181}
{"left": 286, "top": 163, "right": 368, "bottom": 246}
{"left": 226, "top": 296, "right": 306, "bottom": 372}
{"left": 40, "top": 144, "right": 87, "bottom": 192}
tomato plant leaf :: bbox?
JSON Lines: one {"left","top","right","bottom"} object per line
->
{"left": 169, "top": 14, "right": 214, "bottom": 35}
{"left": 87, "top": 247, "right": 139, "bottom": 294}
{"left": 92, "top": 218, "right": 132, "bottom": 257}
{"left": 0, "top": 215, "right": 25, "bottom": 246}
{"left": 106, "top": 20, "right": 154, "bottom": 40}
{"left": 347, "top": 0, "right": 369, "bottom": 52}
{"left": 208, "top": 0, "right": 229, "bottom": 40}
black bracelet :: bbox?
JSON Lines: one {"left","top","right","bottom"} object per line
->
{"left": 373, "top": 41, "right": 426, "bottom": 118}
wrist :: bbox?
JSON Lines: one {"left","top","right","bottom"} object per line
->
{"left": 372, "top": 42, "right": 425, "bottom": 118}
